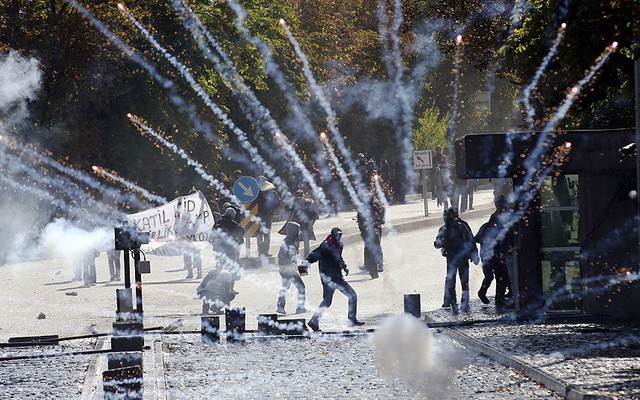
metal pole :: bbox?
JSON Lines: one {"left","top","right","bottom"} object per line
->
{"left": 635, "top": 56, "right": 640, "bottom": 266}
{"left": 134, "top": 249, "right": 143, "bottom": 316}
{"left": 123, "top": 249, "right": 131, "bottom": 289}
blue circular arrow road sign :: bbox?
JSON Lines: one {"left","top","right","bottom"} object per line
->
{"left": 233, "top": 176, "right": 260, "bottom": 203}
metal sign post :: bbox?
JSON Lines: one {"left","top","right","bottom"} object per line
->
{"left": 413, "top": 150, "right": 434, "bottom": 217}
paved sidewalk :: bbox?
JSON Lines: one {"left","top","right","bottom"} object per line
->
{"left": 1, "top": 188, "right": 638, "bottom": 399}
{"left": 425, "top": 300, "right": 640, "bottom": 399}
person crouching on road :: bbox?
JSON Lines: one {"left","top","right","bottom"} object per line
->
{"left": 299, "top": 227, "right": 364, "bottom": 332}
{"left": 197, "top": 267, "right": 236, "bottom": 314}
{"left": 434, "top": 207, "right": 479, "bottom": 314}
{"left": 276, "top": 221, "right": 306, "bottom": 315}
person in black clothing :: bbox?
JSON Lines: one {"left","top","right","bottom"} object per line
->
{"left": 256, "top": 176, "right": 281, "bottom": 256}
{"left": 211, "top": 207, "right": 244, "bottom": 261}
{"left": 299, "top": 227, "right": 364, "bottom": 331}
{"left": 276, "top": 221, "right": 306, "bottom": 314}
{"left": 285, "top": 190, "right": 319, "bottom": 258}
{"left": 197, "top": 267, "right": 236, "bottom": 314}
{"left": 475, "top": 195, "right": 515, "bottom": 308}
{"left": 357, "top": 194, "right": 385, "bottom": 277}
{"left": 434, "top": 208, "right": 479, "bottom": 314}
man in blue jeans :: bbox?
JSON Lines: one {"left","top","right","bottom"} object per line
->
{"left": 434, "top": 208, "right": 479, "bottom": 314}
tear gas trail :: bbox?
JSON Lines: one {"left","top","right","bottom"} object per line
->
{"left": 446, "top": 34, "right": 463, "bottom": 147}
{"left": 490, "top": 42, "right": 618, "bottom": 264}
{"left": 373, "top": 175, "right": 395, "bottom": 235}
{"left": 376, "top": 0, "right": 421, "bottom": 194}
{"left": 278, "top": 18, "right": 367, "bottom": 210}
{"left": 92, "top": 165, "right": 167, "bottom": 205}
{"left": 225, "top": 0, "right": 334, "bottom": 201}
{"left": 319, "top": 132, "right": 364, "bottom": 212}
{"left": 376, "top": 0, "right": 393, "bottom": 75}
{"left": 521, "top": 23, "right": 567, "bottom": 131}
{"left": 441, "top": 34, "right": 463, "bottom": 201}
{"left": 127, "top": 114, "right": 268, "bottom": 234}
{"left": 498, "top": 22, "right": 568, "bottom": 178}
{"left": 0, "top": 134, "right": 142, "bottom": 208}
{"left": 118, "top": 4, "right": 292, "bottom": 206}
{"left": 225, "top": 0, "right": 316, "bottom": 141}
{"left": 539, "top": 42, "right": 618, "bottom": 137}
{"left": 171, "top": 0, "right": 329, "bottom": 211}
{"left": 519, "top": 42, "right": 618, "bottom": 182}
{"left": 65, "top": 0, "right": 217, "bottom": 142}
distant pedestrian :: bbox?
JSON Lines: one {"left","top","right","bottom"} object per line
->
{"left": 276, "top": 221, "right": 306, "bottom": 314}
{"left": 282, "top": 190, "right": 319, "bottom": 258}
{"left": 430, "top": 147, "right": 443, "bottom": 200}
{"left": 475, "top": 195, "right": 515, "bottom": 309}
{"left": 466, "top": 179, "right": 477, "bottom": 210}
{"left": 175, "top": 192, "right": 202, "bottom": 279}
{"left": 435, "top": 155, "right": 455, "bottom": 208}
{"left": 107, "top": 249, "right": 121, "bottom": 281}
{"left": 434, "top": 208, "right": 479, "bottom": 314}
{"left": 256, "top": 176, "right": 281, "bottom": 257}
{"left": 68, "top": 201, "right": 98, "bottom": 286}
{"left": 357, "top": 194, "right": 385, "bottom": 277}
{"left": 299, "top": 227, "right": 365, "bottom": 331}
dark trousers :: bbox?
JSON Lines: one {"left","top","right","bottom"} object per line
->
{"left": 444, "top": 256, "right": 469, "bottom": 308}
{"left": 310, "top": 275, "right": 358, "bottom": 324}
{"left": 361, "top": 226, "right": 383, "bottom": 270}
{"left": 82, "top": 254, "right": 97, "bottom": 286}
{"left": 480, "top": 256, "right": 512, "bottom": 305}
{"left": 277, "top": 272, "right": 306, "bottom": 310}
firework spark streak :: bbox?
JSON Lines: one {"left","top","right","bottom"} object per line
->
{"left": 127, "top": 114, "right": 267, "bottom": 233}
{"left": 279, "top": 18, "right": 367, "bottom": 211}
{"left": 117, "top": 3, "right": 292, "bottom": 207}
{"left": 521, "top": 23, "right": 567, "bottom": 131}
{"left": 92, "top": 165, "right": 167, "bottom": 205}
{"left": 170, "top": 0, "right": 328, "bottom": 211}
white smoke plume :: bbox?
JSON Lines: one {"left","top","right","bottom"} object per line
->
{"left": 0, "top": 50, "right": 42, "bottom": 130}
{"left": 369, "top": 314, "right": 467, "bottom": 397}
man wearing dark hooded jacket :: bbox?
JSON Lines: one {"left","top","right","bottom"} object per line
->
{"left": 299, "top": 227, "right": 364, "bottom": 332}
{"left": 434, "top": 208, "right": 479, "bottom": 314}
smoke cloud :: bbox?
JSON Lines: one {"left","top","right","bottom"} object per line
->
{"left": 369, "top": 315, "right": 467, "bottom": 397}
{"left": 0, "top": 50, "right": 42, "bottom": 130}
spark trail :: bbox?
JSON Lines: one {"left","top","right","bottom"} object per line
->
{"left": 521, "top": 23, "right": 567, "bottom": 131}
{"left": 278, "top": 19, "right": 367, "bottom": 210}
{"left": 490, "top": 43, "right": 619, "bottom": 265}
{"left": 91, "top": 166, "right": 167, "bottom": 205}
{"left": 0, "top": 134, "right": 142, "bottom": 208}
{"left": 376, "top": 0, "right": 420, "bottom": 194}
{"left": 127, "top": 114, "right": 268, "bottom": 233}
{"left": 117, "top": 3, "right": 292, "bottom": 207}
{"left": 499, "top": 23, "right": 567, "bottom": 179}
{"left": 65, "top": 0, "right": 220, "bottom": 143}
{"left": 225, "top": 0, "right": 335, "bottom": 205}
{"left": 170, "top": 0, "right": 329, "bottom": 211}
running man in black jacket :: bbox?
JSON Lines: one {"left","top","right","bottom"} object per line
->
{"left": 299, "top": 227, "right": 364, "bottom": 331}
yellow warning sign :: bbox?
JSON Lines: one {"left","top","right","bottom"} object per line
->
{"left": 241, "top": 202, "right": 259, "bottom": 238}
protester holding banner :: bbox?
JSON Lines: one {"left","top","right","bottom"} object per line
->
{"left": 125, "top": 190, "right": 214, "bottom": 280}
